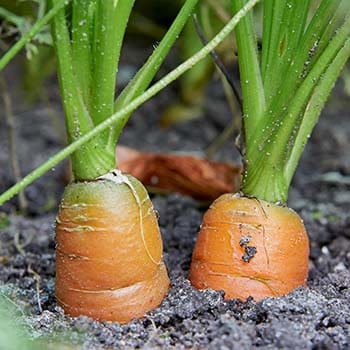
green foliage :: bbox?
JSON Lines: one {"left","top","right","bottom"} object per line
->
{"left": 232, "top": 0, "right": 350, "bottom": 203}
{"left": 0, "top": 0, "right": 260, "bottom": 205}
{"left": 51, "top": 0, "right": 201, "bottom": 180}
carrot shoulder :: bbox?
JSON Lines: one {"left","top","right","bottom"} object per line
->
{"left": 189, "top": 193, "right": 309, "bottom": 301}
{"left": 55, "top": 171, "right": 169, "bottom": 323}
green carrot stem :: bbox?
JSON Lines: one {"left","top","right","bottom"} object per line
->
{"left": 0, "top": 0, "right": 260, "bottom": 205}
{"left": 262, "top": 0, "right": 311, "bottom": 107}
{"left": 91, "top": 0, "right": 134, "bottom": 147}
{"left": 232, "top": 0, "right": 265, "bottom": 143}
{"left": 242, "top": 13, "right": 350, "bottom": 203}
{"left": 285, "top": 39, "right": 350, "bottom": 185}
{"left": 261, "top": 0, "right": 287, "bottom": 88}
{"left": 51, "top": 0, "right": 114, "bottom": 180}
{"left": 259, "top": 0, "right": 342, "bottom": 128}
{"left": 71, "top": 0, "right": 95, "bottom": 109}
{"left": 108, "top": 0, "right": 199, "bottom": 151}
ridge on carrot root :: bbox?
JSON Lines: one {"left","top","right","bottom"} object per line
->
{"left": 189, "top": 0, "right": 350, "bottom": 300}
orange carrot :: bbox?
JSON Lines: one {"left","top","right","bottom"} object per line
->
{"left": 189, "top": 193, "right": 309, "bottom": 301}
{"left": 56, "top": 171, "right": 169, "bottom": 323}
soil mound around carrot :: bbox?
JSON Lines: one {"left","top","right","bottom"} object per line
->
{"left": 0, "top": 81, "right": 349, "bottom": 349}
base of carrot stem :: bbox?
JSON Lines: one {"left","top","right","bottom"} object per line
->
{"left": 55, "top": 170, "right": 169, "bottom": 323}
{"left": 189, "top": 192, "right": 309, "bottom": 301}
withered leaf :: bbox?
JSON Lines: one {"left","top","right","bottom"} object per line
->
{"left": 117, "top": 146, "right": 241, "bottom": 201}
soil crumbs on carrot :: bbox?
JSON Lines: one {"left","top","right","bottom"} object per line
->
{"left": 0, "top": 79, "right": 349, "bottom": 349}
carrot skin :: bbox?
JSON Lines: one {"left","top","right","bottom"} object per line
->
{"left": 189, "top": 193, "right": 309, "bottom": 300}
{"left": 56, "top": 173, "right": 169, "bottom": 322}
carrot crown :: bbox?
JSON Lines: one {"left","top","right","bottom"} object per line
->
{"left": 233, "top": 0, "right": 350, "bottom": 203}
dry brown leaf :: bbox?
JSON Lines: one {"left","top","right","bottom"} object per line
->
{"left": 117, "top": 146, "right": 241, "bottom": 201}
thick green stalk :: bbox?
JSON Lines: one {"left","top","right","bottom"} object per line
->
{"left": 243, "top": 0, "right": 341, "bottom": 202}
{"left": 0, "top": 0, "right": 70, "bottom": 72}
{"left": 284, "top": 38, "right": 350, "bottom": 185}
{"left": 306, "top": 0, "right": 350, "bottom": 72}
{"left": 262, "top": 0, "right": 342, "bottom": 125}
{"left": 72, "top": 0, "right": 95, "bottom": 108}
{"left": 91, "top": 0, "right": 134, "bottom": 145}
{"left": 260, "top": 0, "right": 273, "bottom": 77}
{"left": 0, "top": 0, "right": 260, "bottom": 205}
{"left": 262, "top": 0, "right": 311, "bottom": 106}
{"left": 261, "top": 0, "right": 287, "bottom": 86}
{"left": 108, "top": 0, "right": 199, "bottom": 151}
{"left": 232, "top": 0, "right": 265, "bottom": 143}
{"left": 51, "top": 0, "right": 114, "bottom": 180}
{"left": 243, "top": 14, "right": 350, "bottom": 203}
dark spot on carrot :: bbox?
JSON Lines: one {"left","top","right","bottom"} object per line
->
{"left": 239, "top": 235, "right": 257, "bottom": 262}
{"left": 242, "top": 246, "right": 257, "bottom": 262}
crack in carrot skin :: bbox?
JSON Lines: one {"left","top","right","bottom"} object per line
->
{"left": 55, "top": 171, "right": 169, "bottom": 322}
{"left": 189, "top": 194, "right": 309, "bottom": 301}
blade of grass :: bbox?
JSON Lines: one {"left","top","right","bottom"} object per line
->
{"left": 0, "top": 0, "right": 70, "bottom": 72}
{"left": 232, "top": 0, "right": 265, "bottom": 143}
{"left": 0, "top": 0, "right": 260, "bottom": 205}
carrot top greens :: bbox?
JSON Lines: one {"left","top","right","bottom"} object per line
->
{"left": 233, "top": 0, "right": 350, "bottom": 203}
{"left": 51, "top": 0, "right": 200, "bottom": 180}
{"left": 0, "top": 0, "right": 260, "bottom": 205}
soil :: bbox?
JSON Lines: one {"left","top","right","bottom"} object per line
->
{"left": 0, "top": 62, "right": 349, "bottom": 349}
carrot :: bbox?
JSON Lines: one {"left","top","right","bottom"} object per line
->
{"left": 56, "top": 171, "right": 169, "bottom": 322}
{"left": 189, "top": 194, "right": 309, "bottom": 300}
{"left": 189, "top": 1, "right": 349, "bottom": 301}
{"left": 45, "top": 0, "right": 200, "bottom": 322}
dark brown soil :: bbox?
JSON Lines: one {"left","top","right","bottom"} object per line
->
{"left": 0, "top": 65, "right": 349, "bottom": 349}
